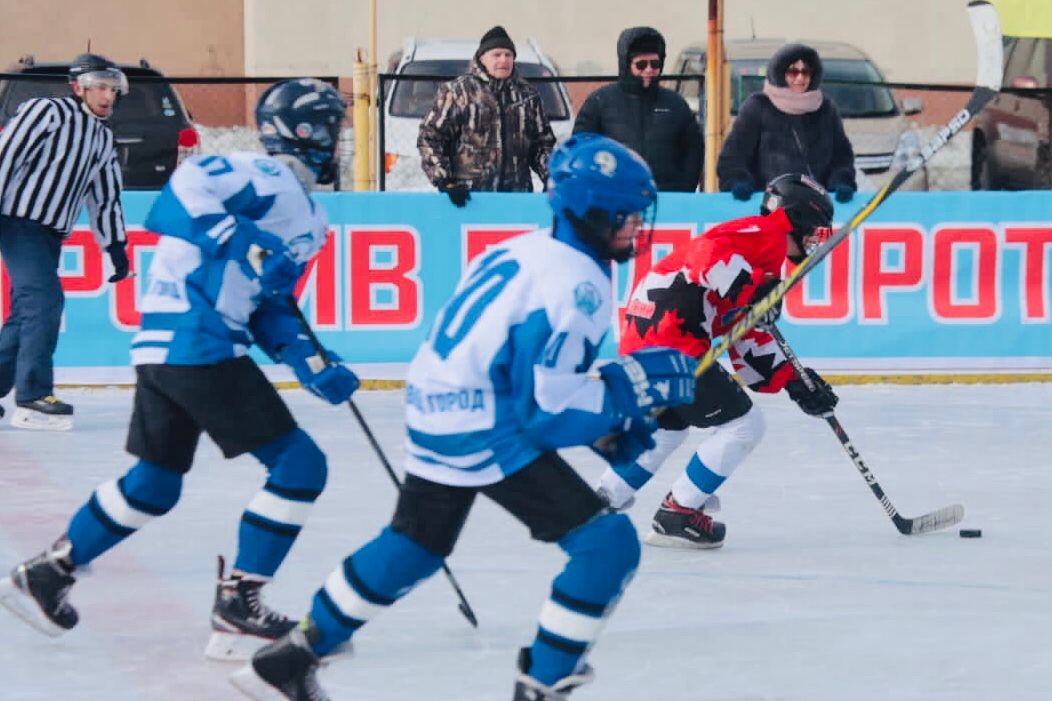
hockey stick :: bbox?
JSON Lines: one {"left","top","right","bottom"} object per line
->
{"left": 690, "top": 0, "right": 1004, "bottom": 382}
{"left": 284, "top": 296, "right": 479, "bottom": 628}
{"left": 767, "top": 324, "right": 964, "bottom": 535}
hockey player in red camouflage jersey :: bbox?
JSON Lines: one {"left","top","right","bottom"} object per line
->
{"left": 595, "top": 173, "right": 840, "bottom": 548}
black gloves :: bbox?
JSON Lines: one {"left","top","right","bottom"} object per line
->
{"left": 106, "top": 241, "right": 130, "bottom": 283}
{"left": 834, "top": 184, "right": 855, "bottom": 203}
{"left": 785, "top": 367, "right": 838, "bottom": 416}
{"left": 442, "top": 180, "right": 471, "bottom": 207}
{"left": 730, "top": 181, "right": 753, "bottom": 201}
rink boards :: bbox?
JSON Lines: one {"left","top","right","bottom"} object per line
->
{"left": 0, "top": 190, "right": 1049, "bottom": 383}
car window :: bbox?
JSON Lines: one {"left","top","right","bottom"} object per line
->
{"left": 674, "top": 54, "right": 705, "bottom": 98}
{"left": 0, "top": 78, "right": 68, "bottom": 121}
{"left": 1003, "top": 37, "right": 1050, "bottom": 87}
{"left": 0, "top": 72, "right": 187, "bottom": 125}
{"left": 1003, "top": 38, "right": 1037, "bottom": 83}
{"left": 388, "top": 59, "right": 570, "bottom": 120}
{"left": 723, "top": 57, "right": 896, "bottom": 118}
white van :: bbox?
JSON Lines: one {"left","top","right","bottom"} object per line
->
{"left": 381, "top": 37, "right": 574, "bottom": 191}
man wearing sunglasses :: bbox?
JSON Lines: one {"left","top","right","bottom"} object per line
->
{"left": 574, "top": 26, "right": 702, "bottom": 192}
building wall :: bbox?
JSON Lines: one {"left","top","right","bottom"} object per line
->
{"left": 0, "top": 0, "right": 981, "bottom": 126}
{"left": 244, "top": 0, "right": 978, "bottom": 84}
{"left": 0, "top": 0, "right": 245, "bottom": 124}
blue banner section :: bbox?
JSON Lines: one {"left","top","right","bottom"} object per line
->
{"left": 5, "top": 190, "right": 1051, "bottom": 380}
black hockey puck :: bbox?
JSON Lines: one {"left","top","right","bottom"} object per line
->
{"left": 959, "top": 529, "right": 982, "bottom": 538}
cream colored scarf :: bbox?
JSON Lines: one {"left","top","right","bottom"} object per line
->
{"left": 762, "top": 81, "right": 823, "bottom": 115}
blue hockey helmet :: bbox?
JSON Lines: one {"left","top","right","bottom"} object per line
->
{"left": 548, "top": 133, "right": 658, "bottom": 262}
{"left": 255, "top": 78, "right": 346, "bottom": 185}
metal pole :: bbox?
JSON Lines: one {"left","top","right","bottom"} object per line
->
{"left": 353, "top": 53, "right": 371, "bottom": 191}
{"left": 368, "top": 0, "right": 378, "bottom": 190}
{"left": 703, "top": 0, "right": 724, "bottom": 192}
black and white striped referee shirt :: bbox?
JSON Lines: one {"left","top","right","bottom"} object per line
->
{"left": 0, "top": 95, "right": 126, "bottom": 247}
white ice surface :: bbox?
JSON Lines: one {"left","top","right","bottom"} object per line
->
{"left": 1, "top": 383, "right": 1049, "bottom": 701}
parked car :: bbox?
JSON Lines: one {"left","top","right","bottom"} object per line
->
{"left": 381, "top": 37, "right": 574, "bottom": 191}
{"left": 0, "top": 55, "right": 200, "bottom": 190}
{"left": 971, "top": 37, "right": 1052, "bottom": 190}
{"left": 670, "top": 39, "right": 928, "bottom": 191}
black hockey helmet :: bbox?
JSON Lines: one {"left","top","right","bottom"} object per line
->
{"left": 255, "top": 78, "right": 346, "bottom": 185}
{"left": 761, "top": 173, "right": 834, "bottom": 260}
{"left": 69, "top": 53, "right": 128, "bottom": 94}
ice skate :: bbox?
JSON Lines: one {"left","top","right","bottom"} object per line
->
{"left": 645, "top": 492, "right": 726, "bottom": 549}
{"left": 230, "top": 623, "right": 329, "bottom": 701}
{"left": 11, "top": 395, "right": 74, "bottom": 431}
{"left": 0, "top": 535, "right": 78, "bottom": 636}
{"left": 206, "top": 555, "right": 297, "bottom": 661}
{"left": 512, "top": 647, "right": 595, "bottom": 701}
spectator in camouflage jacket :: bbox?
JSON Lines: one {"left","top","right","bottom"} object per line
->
{"left": 417, "top": 26, "right": 556, "bottom": 207}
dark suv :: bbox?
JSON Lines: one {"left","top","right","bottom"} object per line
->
{"left": 971, "top": 37, "right": 1052, "bottom": 190}
{"left": 0, "top": 56, "right": 199, "bottom": 189}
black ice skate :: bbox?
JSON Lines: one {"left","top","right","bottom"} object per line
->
{"left": 0, "top": 535, "right": 78, "bottom": 636}
{"left": 11, "top": 395, "right": 74, "bottom": 431}
{"left": 230, "top": 622, "right": 329, "bottom": 701}
{"left": 512, "top": 647, "right": 595, "bottom": 701}
{"left": 645, "top": 492, "right": 726, "bottom": 549}
{"left": 206, "top": 555, "right": 297, "bottom": 661}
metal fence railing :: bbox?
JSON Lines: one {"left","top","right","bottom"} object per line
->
{"left": 2, "top": 68, "right": 1045, "bottom": 193}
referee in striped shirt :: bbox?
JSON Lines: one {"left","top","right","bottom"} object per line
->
{"left": 0, "top": 53, "right": 130, "bottom": 431}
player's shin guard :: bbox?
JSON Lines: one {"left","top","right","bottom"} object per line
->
{"left": 671, "top": 407, "right": 765, "bottom": 508}
{"left": 308, "top": 527, "right": 442, "bottom": 656}
{"left": 596, "top": 429, "right": 688, "bottom": 509}
{"left": 66, "top": 460, "right": 183, "bottom": 566}
{"left": 525, "top": 512, "right": 640, "bottom": 690}
{"left": 237, "top": 429, "right": 327, "bottom": 577}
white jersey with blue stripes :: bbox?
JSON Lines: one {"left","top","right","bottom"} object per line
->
{"left": 404, "top": 228, "right": 620, "bottom": 487}
{"left": 131, "top": 152, "right": 328, "bottom": 366}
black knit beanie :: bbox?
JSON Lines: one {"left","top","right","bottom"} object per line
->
{"left": 476, "top": 26, "right": 516, "bottom": 59}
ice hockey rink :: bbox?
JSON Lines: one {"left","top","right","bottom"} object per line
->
{"left": 1, "top": 381, "right": 1049, "bottom": 701}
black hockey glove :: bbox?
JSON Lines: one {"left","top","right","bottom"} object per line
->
{"left": 106, "top": 241, "right": 130, "bottom": 282}
{"left": 443, "top": 180, "right": 471, "bottom": 207}
{"left": 785, "top": 367, "right": 838, "bottom": 417}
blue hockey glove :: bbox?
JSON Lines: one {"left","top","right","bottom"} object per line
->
{"left": 278, "top": 339, "right": 360, "bottom": 405}
{"left": 785, "top": 367, "right": 838, "bottom": 416}
{"left": 226, "top": 227, "right": 300, "bottom": 293}
{"left": 591, "top": 416, "right": 658, "bottom": 465}
{"left": 255, "top": 248, "right": 302, "bottom": 294}
{"left": 599, "top": 347, "right": 698, "bottom": 420}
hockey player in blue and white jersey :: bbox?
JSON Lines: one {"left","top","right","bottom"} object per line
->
{"left": 0, "top": 78, "right": 359, "bottom": 661}
{"left": 230, "top": 133, "right": 700, "bottom": 701}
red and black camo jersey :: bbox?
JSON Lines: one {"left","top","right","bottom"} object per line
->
{"left": 620, "top": 209, "right": 797, "bottom": 393}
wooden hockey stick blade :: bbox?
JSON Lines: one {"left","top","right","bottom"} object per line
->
{"left": 895, "top": 503, "right": 965, "bottom": 535}
{"left": 690, "top": 0, "right": 1004, "bottom": 381}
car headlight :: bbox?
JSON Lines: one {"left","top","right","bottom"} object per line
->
{"left": 890, "top": 129, "right": 922, "bottom": 170}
